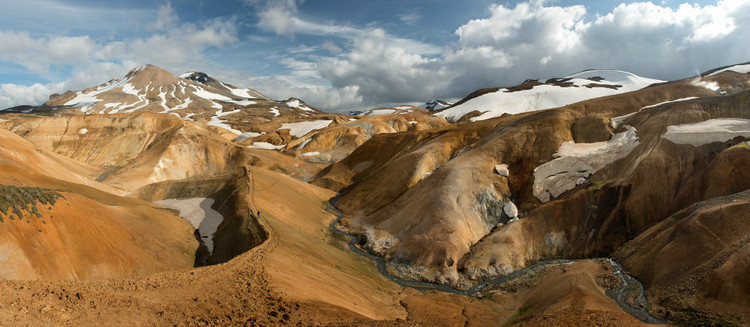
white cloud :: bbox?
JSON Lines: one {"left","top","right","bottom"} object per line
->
{"left": 0, "top": 82, "right": 64, "bottom": 109}
{"left": 321, "top": 41, "right": 342, "bottom": 54}
{"left": 0, "top": 2, "right": 239, "bottom": 108}
{"left": 0, "top": 31, "right": 95, "bottom": 74}
{"left": 248, "top": 0, "right": 305, "bottom": 36}
{"left": 397, "top": 11, "right": 422, "bottom": 26}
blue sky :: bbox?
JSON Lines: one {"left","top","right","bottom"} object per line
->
{"left": 1, "top": 0, "right": 748, "bottom": 111}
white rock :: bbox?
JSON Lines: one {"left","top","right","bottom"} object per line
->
{"left": 494, "top": 164, "right": 509, "bottom": 177}
{"left": 503, "top": 201, "right": 519, "bottom": 218}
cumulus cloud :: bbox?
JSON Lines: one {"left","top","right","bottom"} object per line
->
{"left": 0, "top": 31, "right": 95, "bottom": 74}
{"left": 318, "top": 29, "right": 446, "bottom": 105}
{"left": 297, "top": 0, "right": 750, "bottom": 110}
{"left": 397, "top": 11, "right": 422, "bottom": 26}
{"left": 247, "top": 0, "right": 305, "bottom": 36}
{"left": 0, "top": 82, "right": 64, "bottom": 109}
{"left": 0, "top": 2, "right": 238, "bottom": 108}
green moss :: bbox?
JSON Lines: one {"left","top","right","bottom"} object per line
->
{"left": 728, "top": 142, "right": 750, "bottom": 151}
{"left": 0, "top": 185, "right": 64, "bottom": 223}
{"left": 503, "top": 302, "right": 535, "bottom": 326}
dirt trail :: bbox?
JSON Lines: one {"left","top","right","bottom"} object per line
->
{"left": 0, "top": 168, "right": 411, "bottom": 326}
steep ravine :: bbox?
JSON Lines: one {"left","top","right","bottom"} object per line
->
{"left": 326, "top": 196, "right": 669, "bottom": 325}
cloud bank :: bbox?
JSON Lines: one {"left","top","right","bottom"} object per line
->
{"left": 1, "top": 0, "right": 749, "bottom": 111}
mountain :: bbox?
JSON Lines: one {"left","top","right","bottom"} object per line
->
{"left": 1, "top": 62, "right": 750, "bottom": 326}
{"left": 3, "top": 65, "right": 325, "bottom": 140}
{"left": 422, "top": 99, "right": 452, "bottom": 111}
{"left": 434, "top": 69, "right": 665, "bottom": 122}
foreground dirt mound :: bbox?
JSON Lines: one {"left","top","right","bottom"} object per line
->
{"left": 133, "top": 170, "right": 267, "bottom": 266}
{"left": 0, "top": 129, "right": 197, "bottom": 280}
{"left": 0, "top": 166, "right": 652, "bottom": 326}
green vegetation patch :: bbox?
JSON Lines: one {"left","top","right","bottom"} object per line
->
{"left": 728, "top": 142, "right": 750, "bottom": 151}
{"left": 0, "top": 185, "right": 64, "bottom": 223}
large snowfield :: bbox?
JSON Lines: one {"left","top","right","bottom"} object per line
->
{"left": 436, "top": 70, "right": 664, "bottom": 122}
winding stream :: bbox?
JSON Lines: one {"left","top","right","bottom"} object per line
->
{"left": 325, "top": 199, "right": 669, "bottom": 325}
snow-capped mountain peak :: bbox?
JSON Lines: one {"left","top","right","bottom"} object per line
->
{"left": 435, "top": 69, "right": 664, "bottom": 122}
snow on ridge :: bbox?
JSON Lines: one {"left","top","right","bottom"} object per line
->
{"left": 639, "top": 97, "right": 699, "bottom": 111}
{"left": 191, "top": 85, "right": 256, "bottom": 107}
{"left": 179, "top": 71, "right": 197, "bottom": 79}
{"left": 708, "top": 63, "right": 750, "bottom": 76}
{"left": 437, "top": 70, "right": 664, "bottom": 122}
{"left": 286, "top": 99, "right": 314, "bottom": 112}
{"left": 662, "top": 118, "right": 750, "bottom": 146}
{"left": 280, "top": 120, "right": 333, "bottom": 137}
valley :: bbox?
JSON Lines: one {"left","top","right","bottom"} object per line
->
{"left": 1, "top": 62, "right": 749, "bottom": 326}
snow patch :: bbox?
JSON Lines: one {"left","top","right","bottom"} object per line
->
{"left": 233, "top": 131, "right": 262, "bottom": 143}
{"left": 248, "top": 142, "right": 285, "bottom": 150}
{"left": 78, "top": 128, "right": 88, "bottom": 135}
{"left": 662, "top": 118, "right": 750, "bottom": 146}
{"left": 365, "top": 109, "right": 396, "bottom": 115}
{"left": 286, "top": 99, "right": 314, "bottom": 112}
{"left": 154, "top": 198, "right": 224, "bottom": 253}
{"left": 296, "top": 136, "right": 314, "bottom": 150}
{"left": 301, "top": 151, "right": 320, "bottom": 157}
{"left": 269, "top": 107, "right": 280, "bottom": 116}
{"left": 639, "top": 97, "right": 699, "bottom": 111}
{"left": 279, "top": 120, "right": 332, "bottom": 138}
{"left": 207, "top": 108, "right": 242, "bottom": 134}
{"left": 533, "top": 126, "right": 640, "bottom": 202}
{"left": 708, "top": 63, "right": 750, "bottom": 76}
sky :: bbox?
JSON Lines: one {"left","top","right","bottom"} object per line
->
{"left": 0, "top": 0, "right": 748, "bottom": 111}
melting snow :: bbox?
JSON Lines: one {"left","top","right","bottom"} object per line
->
{"left": 233, "top": 131, "right": 262, "bottom": 142}
{"left": 286, "top": 99, "right": 314, "bottom": 112}
{"left": 366, "top": 109, "right": 396, "bottom": 115}
{"left": 269, "top": 107, "right": 280, "bottom": 116}
{"left": 78, "top": 128, "right": 88, "bottom": 135}
{"left": 207, "top": 108, "right": 242, "bottom": 134}
{"left": 708, "top": 63, "right": 750, "bottom": 76}
{"left": 437, "top": 70, "right": 663, "bottom": 122}
{"left": 296, "top": 136, "right": 314, "bottom": 150}
{"left": 662, "top": 118, "right": 750, "bottom": 146}
{"left": 154, "top": 198, "right": 224, "bottom": 253}
{"left": 279, "top": 120, "right": 332, "bottom": 138}
{"left": 639, "top": 97, "right": 699, "bottom": 111}
{"left": 533, "top": 126, "right": 640, "bottom": 202}
{"left": 248, "top": 142, "right": 285, "bottom": 150}
{"left": 301, "top": 151, "right": 320, "bottom": 157}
